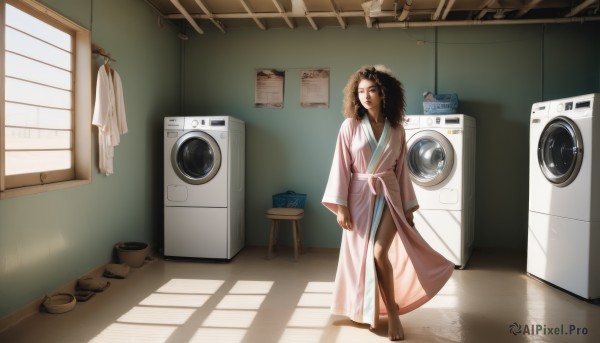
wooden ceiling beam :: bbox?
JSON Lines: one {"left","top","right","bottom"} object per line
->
{"left": 169, "top": 0, "right": 204, "bottom": 34}
{"left": 476, "top": 0, "right": 497, "bottom": 20}
{"left": 193, "top": 0, "right": 226, "bottom": 33}
{"left": 515, "top": 0, "right": 542, "bottom": 18}
{"left": 432, "top": 0, "right": 447, "bottom": 21}
{"left": 328, "top": 0, "right": 346, "bottom": 29}
{"left": 441, "top": 0, "right": 456, "bottom": 20}
{"left": 272, "top": 0, "right": 295, "bottom": 29}
{"left": 565, "top": 0, "right": 596, "bottom": 18}
{"left": 239, "top": 0, "right": 266, "bottom": 30}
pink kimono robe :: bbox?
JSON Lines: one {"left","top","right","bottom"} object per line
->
{"left": 323, "top": 116, "right": 454, "bottom": 326}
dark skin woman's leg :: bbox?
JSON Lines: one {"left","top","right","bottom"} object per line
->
{"left": 374, "top": 204, "right": 404, "bottom": 341}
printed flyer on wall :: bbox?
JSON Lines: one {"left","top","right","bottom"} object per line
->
{"left": 255, "top": 69, "right": 285, "bottom": 108}
{"left": 301, "top": 68, "right": 329, "bottom": 108}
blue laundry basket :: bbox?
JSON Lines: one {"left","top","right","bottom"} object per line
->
{"left": 272, "top": 191, "right": 306, "bottom": 209}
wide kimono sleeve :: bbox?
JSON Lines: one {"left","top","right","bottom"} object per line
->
{"left": 92, "top": 67, "right": 110, "bottom": 129}
{"left": 395, "top": 126, "right": 419, "bottom": 213}
{"left": 113, "top": 71, "right": 128, "bottom": 136}
{"left": 322, "top": 119, "right": 354, "bottom": 214}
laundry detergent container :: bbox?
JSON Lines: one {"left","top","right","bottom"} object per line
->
{"left": 422, "top": 92, "right": 459, "bottom": 114}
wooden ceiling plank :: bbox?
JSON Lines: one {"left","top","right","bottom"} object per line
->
{"left": 193, "top": 0, "right": 226, "bottom": 33}
{"left": 397, "top": 0, "right": 413, "bottom": 22}
{"left": 515, "top": 0, "right": 542, "bottom": 18}
{"left": 441, "top": 0, "right": 456, "bottom": 20}
{"left": 169, "top": 0, "right": 203, "bottom": 34}
{"left": 476, "top": 0, "right": 497, "bottom": 20}
{"left": 328, "top": 0, "right": 346, "bottom": 29}
{"left": 239, "top": 0, "right": 267, "bottom": 30}
{"left": 296, "top": 0, "right": 318, "bottom": 30}
{"left": 272, "top": 0, "right": 295, "bottom": 28}
{"left": 565, "top": 0, "right": 596, "bottom": 18}
{"left": 432, "top": 0, "right": 447, "bottom": 21}
{"left": 150, "top": 0, "right": 600, "bottom": 32}
{"left": 361, "top": 1, "right": 373, "bottom": 28}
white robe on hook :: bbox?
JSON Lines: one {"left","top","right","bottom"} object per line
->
{"left": 92, "top": 64, "right": 128, "bottom": 176}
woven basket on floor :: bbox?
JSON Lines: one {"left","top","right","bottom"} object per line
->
{"left": 115, "top": 241, "right": 149, "bottom": 267}
{"left": 43, "top": 293, "right": 76, "bottom": 314}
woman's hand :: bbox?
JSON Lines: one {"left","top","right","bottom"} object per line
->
{"left": 337, "top": 205, "right": 353, "bottom": 230}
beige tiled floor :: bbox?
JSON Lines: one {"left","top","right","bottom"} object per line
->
{"left": 1, "top": 247, "right": 599, "bottom": 343}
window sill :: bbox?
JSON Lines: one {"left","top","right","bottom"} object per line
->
{"left": 0, "top": 179, "right": 91, "bottom": 199}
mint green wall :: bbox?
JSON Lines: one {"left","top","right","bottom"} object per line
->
{"left": 183, "top": 23, "right": 600, "bottom": 251}
{"left": 543, "top": 24, "right": 600, "bottom": 100}
{"left": 0, "top": 0, "right": 180, "bottom": 318}
{"left": 436, "top": 26, "right": 542, "bottom": 250}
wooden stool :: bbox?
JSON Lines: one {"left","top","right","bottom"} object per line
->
{"left": 266, "top": 208, "right": 304, "bottom": 261}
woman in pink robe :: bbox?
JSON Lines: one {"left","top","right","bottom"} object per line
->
{"left": 323, "top": 65, "right": 454, "bottom": 340}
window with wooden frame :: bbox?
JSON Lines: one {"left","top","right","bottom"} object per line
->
{"left": 1, "top": 0, "right": 91, "bottom": 199}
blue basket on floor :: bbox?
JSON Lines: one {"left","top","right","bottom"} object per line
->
{"left": 272, "top": 191, "right": 306, "bottom": 209}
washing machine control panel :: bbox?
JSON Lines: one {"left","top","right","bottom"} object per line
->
{"left": 425, "top": 116, "right": 461, "bottom": 127}
{"left": 557, "top": 100, "right": 592, "bottom": 112}
{"left": 183, "top": 117, "right": 229, "bottom": 130}
{"left": 164, "top": 117, "right": 184, "bottom": 129}
{"left": 425, "top": 117, "right": 440, "bottom": 126}
{"left": 405, "top": 115, "right": 466, "bottom": 129}
{"left": 552, "top": 95, "right": 595, "bottom": 119}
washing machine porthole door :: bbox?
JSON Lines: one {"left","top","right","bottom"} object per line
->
{"left": 407, "top": 130, "right": 455, "bottom": 187}
{"left": 171, "top": 131, "right": 222, "bottom": 185}
{"left": 537, "top": 116, "right": 583, "bottom": 187}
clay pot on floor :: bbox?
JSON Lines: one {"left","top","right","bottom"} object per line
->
{"left": 115, "top": 241, "right": 149, "bottom": 267}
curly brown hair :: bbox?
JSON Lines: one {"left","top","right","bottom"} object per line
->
{"left": 342, "top": 65, "right": 406, "bottom": 128}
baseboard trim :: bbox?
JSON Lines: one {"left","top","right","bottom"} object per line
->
{"left": 0, "top": 262, "right": 108, "bottom": 333}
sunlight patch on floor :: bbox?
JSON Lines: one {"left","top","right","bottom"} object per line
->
{"left": 217, "top": 295, "right": 266, "bottom": 310}
{"left": 89, "top": 278, "right": 226, "bottom": 343}
{"left": 156, "top": 278, "right": 225, "bottom": 294}
{"left": 202, "top": 310, "right": 258, "bottom": 328}
{"left": 117, "top": 306, "right": 196, "bottom": 325}
{"left": 89, "top": 323, "right": 177, "bottom": 343}
{"left": 278, "top": 281, "right": 335, "bottom": 343}
{"left": 188, "top": 328, "right": 247, "bottom": 343}
{"left": 297, "top": 292, "right": 333, "bottom": 307}
{"left": 89, "top": 277, "right": 337, "bottom": 343}
{"left": 229, "top": 280, "right": 274, "bottom": 294}
{"left": 139, "top": 293, "right": 210, "bottom": 307}
{"left": 191, "top": 280, "right": 274, "bottom": 341}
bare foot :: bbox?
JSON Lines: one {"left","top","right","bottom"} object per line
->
{"left": 388, "top": 315, "right": 404, "bottom": 341}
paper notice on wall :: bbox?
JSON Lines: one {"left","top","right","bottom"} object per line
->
{"left": 301, "top": 69, "right": 329, "bottom": 108}
{"left": 255, "top": 69, "right": 285, "bottom": 108}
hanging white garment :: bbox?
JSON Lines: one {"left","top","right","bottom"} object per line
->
{"left": 92, "top": 64, "right": 128, "bottom": 176}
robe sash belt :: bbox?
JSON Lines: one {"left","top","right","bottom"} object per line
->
{"left": 353, "top": 171, "right": 395, "bottom": 197}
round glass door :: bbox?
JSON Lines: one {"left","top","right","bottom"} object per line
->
{"left": 171, "top": 131, "right": 221, "bottom": 185}
{"left": 407, "top": 130, "right": 455, "bottom": 187}
{"left": 537, "top": 116, "right": 583, "bottom": 187}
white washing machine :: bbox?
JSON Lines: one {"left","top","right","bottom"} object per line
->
{"left": 527, "top": 93, "right": 600, "bottom": 299}
{"left": 404, "top": 114, "right": 476, "bottom": 268}
{"left": 164, "top": 116, "right": 245, "bottom": 260}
